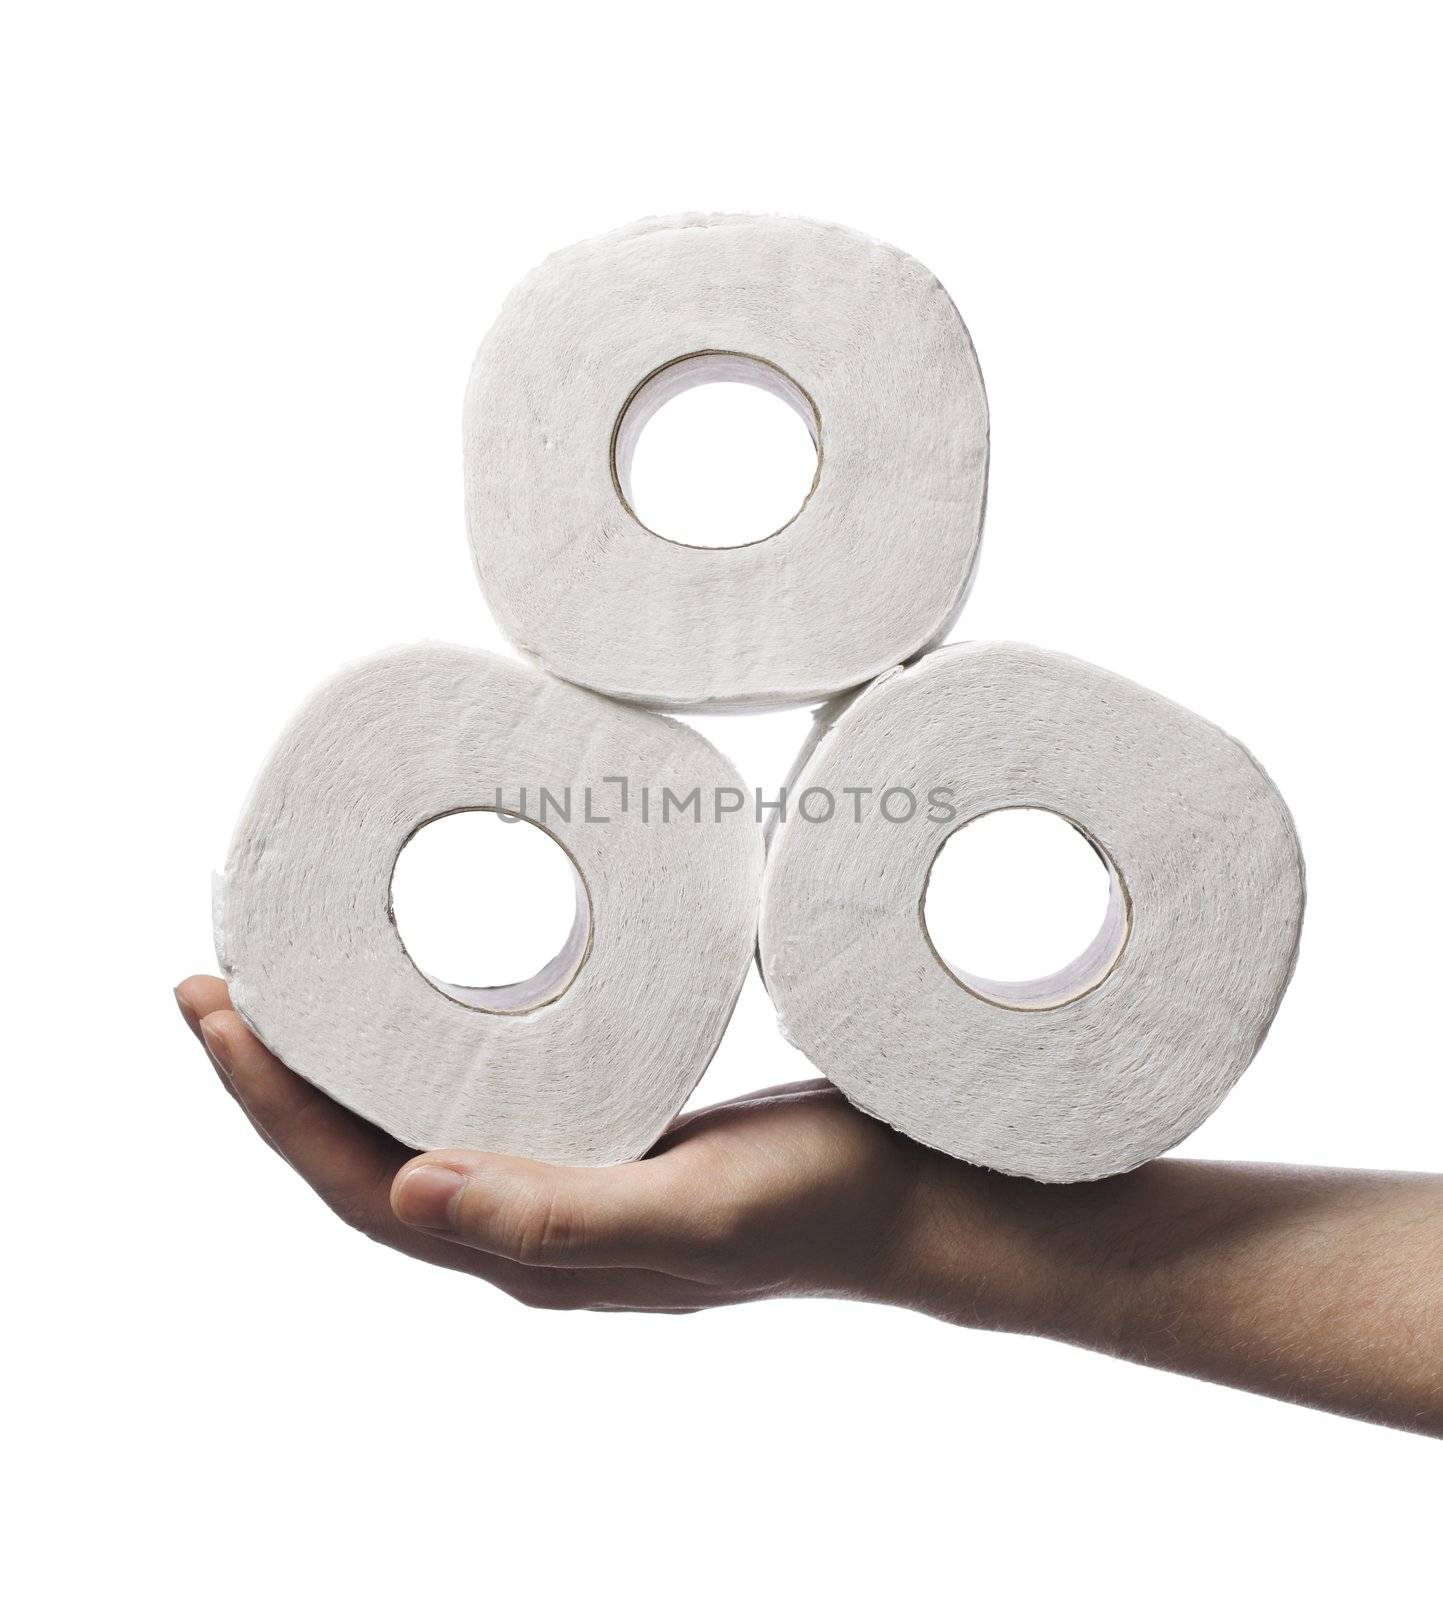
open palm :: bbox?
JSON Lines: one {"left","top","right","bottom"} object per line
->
{"left": 176, "top": 976, "right": 928, "bottom": 1313}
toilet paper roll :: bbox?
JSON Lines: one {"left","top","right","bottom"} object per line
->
{"left": 214, "top": 644, "right": 764, "bottom": 1163}
{"left": 758, "top": 642, "right": 1305, "bottom": 1182}
{"left": 463, "top": 214, "right": 989, "bottom": 711}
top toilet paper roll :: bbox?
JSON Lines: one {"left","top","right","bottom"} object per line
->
{"left": 464, "top": 214, "right": 989, "bottom": 710}
{"left": 758, "top": 643, "right": 1305, "bottom": 1182}
{"left": 214, "top": 643, "right": 764, "bottom": 1163}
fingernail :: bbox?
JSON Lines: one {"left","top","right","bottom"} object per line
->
{"left": 199, "top": 1016, "right": 232, "bottom": 1076}
{"left": 394, "top": 1165, "right": 467, "bottom": 1230}
{"left": 174, "top": 987, "right": 198, "bottom": 1032}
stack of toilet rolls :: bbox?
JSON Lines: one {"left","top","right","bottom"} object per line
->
{"left": 215, "top": 213, "right": 1304, "bottom": 1180}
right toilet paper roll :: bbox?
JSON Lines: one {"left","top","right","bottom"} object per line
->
{"left": 758, "top": 642, "right": 1306, "bottom": 1183}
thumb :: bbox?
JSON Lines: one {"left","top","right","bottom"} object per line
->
{"left": 390, "top": 1149, "right": 720, "bottom": 1273}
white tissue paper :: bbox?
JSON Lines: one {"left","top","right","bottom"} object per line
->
{"left": 463, "top": 213, "right": 990, "bottom": 711}
{"left": 214, "top": 644, "right": 764, "bottom": 1162}
{"left": 758, "top": 642, "right": 1305, "bottom": 1182}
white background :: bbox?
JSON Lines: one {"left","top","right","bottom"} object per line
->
{"left": 5, "top": 3, "right": 1440, "bottom": 1594}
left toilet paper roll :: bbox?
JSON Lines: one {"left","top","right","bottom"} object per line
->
{"left": 213, "top": 644, "right": 764, "bottom": 1163}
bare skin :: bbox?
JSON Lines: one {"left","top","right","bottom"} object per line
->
{"left": 176, "top": 975, "right": 1443, "bottom": 1437}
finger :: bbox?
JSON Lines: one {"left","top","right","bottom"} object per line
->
{"left": 198, "top": 1007, "right": 405, "bottom": 1208}
{"left": 183, "top": 986, "right": 747, "bottom": 1307}
{"left": 177, "top": 976, "right": 286, "bottom": 1151}
{"left": 175, "top": 974, "right": 234, "bottom": 1037}
{"left": 193, "top": 1009, "right": 479, "bottom": 1270}
{"left": 190, "top": 1006, "right": 610, "bottom": 1300}
{"left": 391, "top": 1148, "right": 728, "bottom": 1274}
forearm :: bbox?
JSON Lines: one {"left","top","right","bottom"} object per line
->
{"left": 897, "top": 1156, "right": 1443, "bottom": 1436}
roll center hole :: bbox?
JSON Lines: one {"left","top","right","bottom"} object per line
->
{"left": 389, "top": 810, "right": 590, "bottom": 1013}
{"left": 923, "top": 807, "right": 1129, "bottom": 1011}
{"left": 612, "top": 352, "right": 820, "bottom": 548}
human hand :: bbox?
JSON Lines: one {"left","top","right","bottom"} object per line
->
{"left": 175, "top": 975, "right": 947, "bottom": 1313}
{"left": 174, "top": 975, "right": 1443, "bottom": 1433}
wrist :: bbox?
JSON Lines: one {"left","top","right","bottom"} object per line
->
{"left": 880, "top": 1148, "right": 1130, "bottom": 1342}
